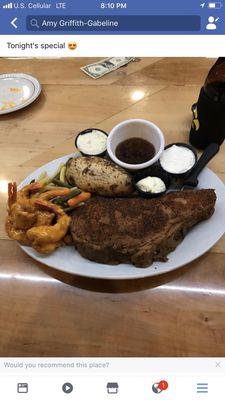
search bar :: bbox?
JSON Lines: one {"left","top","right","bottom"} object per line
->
{"left": 26, "top": 15, "right": 201, "bottom": 32}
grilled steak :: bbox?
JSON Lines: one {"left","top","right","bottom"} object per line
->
{"left": 70, "top": 189, "right": 216, "bottom": 267}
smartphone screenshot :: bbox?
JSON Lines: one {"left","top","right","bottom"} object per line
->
{"left": 0, "top": 1, "right": 224, "bottom": 399}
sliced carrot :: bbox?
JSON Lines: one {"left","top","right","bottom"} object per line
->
{"left": 67, "top": 192, "right": 91, "bottom": 207}
{"left": 28, "top": 182, "right": 43, "bottom": 192}
{"left": 34, "top": 199, "right": 64, "bottom": 215}
{"left": 39, "top": 188, "right": 70, "bottom": 200}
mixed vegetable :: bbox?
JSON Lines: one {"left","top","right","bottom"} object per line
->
{"left": 30, "top": 158, "right": 91, "bottom": 213}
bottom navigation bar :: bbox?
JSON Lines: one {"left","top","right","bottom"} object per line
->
{"left": 0, "top": 375, "right": 225, "bottom": 399}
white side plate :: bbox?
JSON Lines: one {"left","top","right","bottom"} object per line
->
{"left": 0, "top": 73, "right": 41, "bottom": 115}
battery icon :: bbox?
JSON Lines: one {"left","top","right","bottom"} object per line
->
{"left": 208, "top": 2, "right": 223, "bottom": 8}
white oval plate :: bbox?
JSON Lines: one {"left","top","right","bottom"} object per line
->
{"left": 0, "top": 73, "right": 41, "bottom": 115}
{"left": 19, "top": 153, "right": 225, "bottom": 280}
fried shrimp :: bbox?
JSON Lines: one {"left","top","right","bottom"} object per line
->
{"left": 16, "top": 182, "right": 43, "bottom": 203}
{"left": 5, "top": 218, "right": 31, "bottom": 245}
{"left": 26, "top": 200, "right": 71, "bottom": 254}
{"left": 6, "top": 182, "right": 45, "bottom": 244}
{"left": 6, "top": 182, "right": 71, "bottom": 254}
{"left": 6, "top": 182, "right": 60, "bottom": 248}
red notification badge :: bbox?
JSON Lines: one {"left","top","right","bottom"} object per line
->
{"left": 158, "top": 380, "right": 169, "bottom": 391}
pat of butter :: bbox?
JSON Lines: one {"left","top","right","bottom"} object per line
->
{"left": 137, "top": 176, "right": 166, "bottom": 193}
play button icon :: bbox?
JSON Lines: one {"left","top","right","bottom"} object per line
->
{"left": 62, "top": 382, "right": 73, "bottom": 394}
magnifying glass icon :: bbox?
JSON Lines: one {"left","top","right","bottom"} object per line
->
{"left": 30, "top": 18, "right": 40, "bottom": 28}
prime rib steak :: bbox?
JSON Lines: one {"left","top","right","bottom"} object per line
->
{"left": 70, "top": 189, "right": 216, "bottom": 267}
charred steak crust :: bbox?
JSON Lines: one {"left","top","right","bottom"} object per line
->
{"left": 70, "top": 189, "right": 216, "bottom": 268}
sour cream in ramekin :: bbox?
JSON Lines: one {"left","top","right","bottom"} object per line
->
{"left": 75, "top": 129, "right": 108, "bottom": 156}
{"left": 160, "top": 144, "right": 197, "bottom": 175}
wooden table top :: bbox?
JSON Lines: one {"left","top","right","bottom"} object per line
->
{"left": 0, "top": 57, "right": 224, "bottom": 357}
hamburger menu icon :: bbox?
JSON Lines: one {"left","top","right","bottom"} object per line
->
{"left": 152, "top": 380, "right": 168, "bottom": 394}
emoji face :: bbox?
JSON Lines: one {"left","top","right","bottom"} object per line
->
{"left": 68, "top": 42, "right": 77, "bottom": 50}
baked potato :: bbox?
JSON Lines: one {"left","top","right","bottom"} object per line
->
{"left": 66, "top": 156, "right": 134, "bottom": 197}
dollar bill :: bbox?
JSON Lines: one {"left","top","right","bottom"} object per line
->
{"left": 81, "top": 57, "right": 135, "bottom": 79}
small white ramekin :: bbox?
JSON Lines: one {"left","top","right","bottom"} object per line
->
{"left": 107, "top": 119, "right": 165, "bottom": 171}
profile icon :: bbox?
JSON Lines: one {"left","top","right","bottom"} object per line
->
{"left": 206, "top": 16, "right": 217, "bottom": 30}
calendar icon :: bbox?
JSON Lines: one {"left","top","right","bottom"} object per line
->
{"left": 17, "top": 383, "right": 28, "bottom": 393}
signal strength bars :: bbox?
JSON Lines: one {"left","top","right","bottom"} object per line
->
{"left": 3, "top": 2, "right": 13, "bottom": 8}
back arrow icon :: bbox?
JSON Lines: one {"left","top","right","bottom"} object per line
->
{"left": 11, "top": 17, "right": 18, "bottom": 28}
